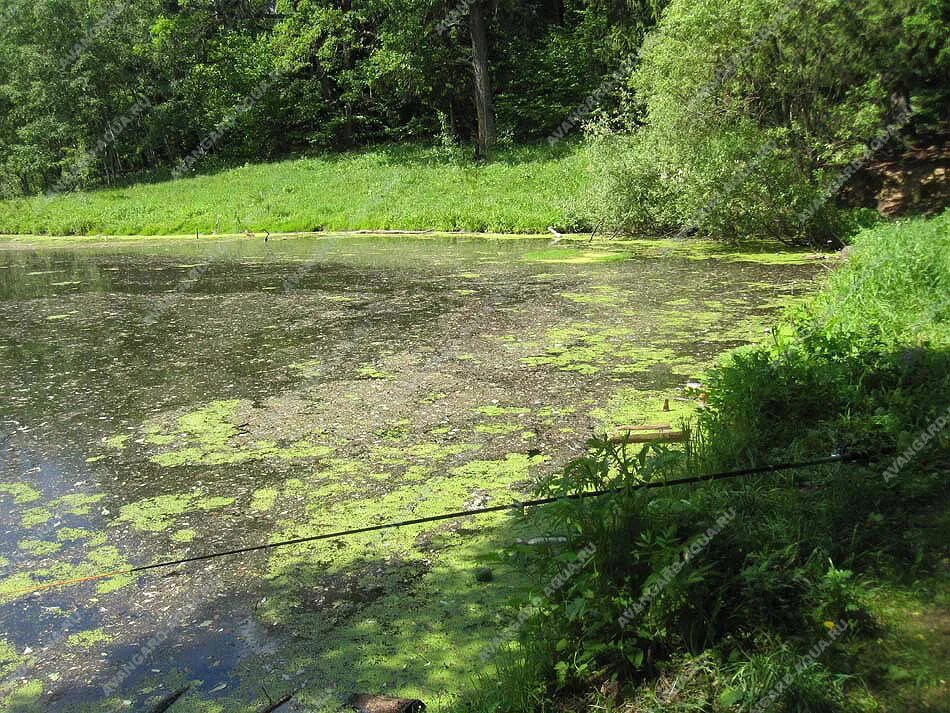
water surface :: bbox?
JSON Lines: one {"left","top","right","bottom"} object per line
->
{"left": 0, "top": 234, "right": 820, "bottom": 711}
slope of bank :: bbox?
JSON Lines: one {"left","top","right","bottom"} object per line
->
{"left": 470, "top": 210, "right": 950, "bottom": 712}
{"left": 0, "top": 143, "right": 590, "bottom": 237}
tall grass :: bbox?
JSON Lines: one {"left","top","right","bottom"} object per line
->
{"left": 468, "top": 211, "right": 950, "bottom": 712}
{"left": 0, "top": 142, "right": 592, "bottom": 236}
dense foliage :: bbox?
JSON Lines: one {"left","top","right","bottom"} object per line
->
{"left": 0, "top": 0, "right": 661, "bottom": 196}
{"left": 590, "top": 0, "right": 949, "bottom": 245}
{"left": 471, "top": 210, "right": 950, "bottom": 711}
{"left": 1, "top": 0, "right": 944, "bottom": 243}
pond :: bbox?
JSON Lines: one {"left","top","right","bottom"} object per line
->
{"left": 0, "top": 234, "right": 822, "bottom": 712}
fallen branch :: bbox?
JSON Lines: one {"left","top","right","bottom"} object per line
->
{"left": 614, "top": 423, "right": 673, "bottom": 432}
{"left": 608, "top": 430, "right": 684, "bottom": 444}
{"left": 147, "top": 686, "right": 190, "bottom": 713}
{"left": 255, "top": 689, "right": 297, "bottom": 713}
{"left": 348, "top": 694, "right": 426, "bottom": 713}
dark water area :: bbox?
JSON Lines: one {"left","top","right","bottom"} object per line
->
{"left": 0, "top": 235, "right": 821, "bottom": 711}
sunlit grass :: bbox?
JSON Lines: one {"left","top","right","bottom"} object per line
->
{"left": 0, "top": 142, "right": 592, "bottom": 236}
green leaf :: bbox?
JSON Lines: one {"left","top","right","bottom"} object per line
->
{"left": 719, "top": 687, "right": 742, "bottom": 706}
{"left": 625, "top": 647, "right": 644, "bottom": 667}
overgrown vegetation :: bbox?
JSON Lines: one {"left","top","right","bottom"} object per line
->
{"left": 589, "top": 0, "right": 949, "bottom": 245}
{"left": 469, "top": 211, "right": 949, "bottom": 711}
{"left": 3, "top": 0, "right": 943, "bottom": 244}
{"left": 0, "top": 142, "right": 589, "bottom": 235}
{"left": 0, "top": 0, "right": 658, "bottom": 195}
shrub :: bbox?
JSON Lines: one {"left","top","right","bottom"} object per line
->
{"left": 469, "top": 211, "right": 949, "bottom": 711}
{"left": 590, "top": 0, "right": 950, "bottom": 244}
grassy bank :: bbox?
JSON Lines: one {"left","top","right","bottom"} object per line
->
{"left": 0, "top": 143, "right": 591, "bottom": 236}
{"left": 469, "top": 211, "right": 950, "bottom": 711}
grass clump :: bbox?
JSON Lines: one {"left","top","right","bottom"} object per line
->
{"left": 466, "top": 211, "right": 949, "bottom": 712}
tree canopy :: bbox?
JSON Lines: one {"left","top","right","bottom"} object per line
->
{"left": 0, "top": 0, "right": 663, "bottom": 195}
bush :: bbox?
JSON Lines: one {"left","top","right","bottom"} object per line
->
{"left": 468, "top": 211, "right": 950, "bottom": 711}
{"left": 590, "top": 0, "right": 950, "bottom": 244}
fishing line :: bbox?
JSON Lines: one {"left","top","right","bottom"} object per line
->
{"left": 10, "top": 452, "right": 868, "bottom": 596}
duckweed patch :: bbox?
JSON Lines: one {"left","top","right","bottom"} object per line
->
{"left": 0, "top": 638, "right": 24, "bottom": 678}
{"left": 449, "top": 452, "right": 547, "bottom": 482}
{"left": 372, "top": 442, "right": 479, "bottom": 466}
{"left": 474, "top": 405, "right": 530, "bottom": 417}
{"left": 55, "top": 527, "right": 91, "bottom": 542}
{"left": 523, "top": 248, "right": 628, "bottom": 264}
{"left": 54, "top": 493, "right": 105, "bottom": 515}
{"left": 64, "top": 628, "right": 112, "bottom": 649}
{"left": 171, "top": 529, "right": 197, "bottom": 543}
{"left": 0, "top": 482, "right": 41, "bottom": 504}
{"left": 588, "top": 387, "right": 697, "bottom": 432}
{"left": 20, "top": 507, "right": 52, "bottom": 528}
{"left": 250, "top": 487, "right": 279, "bottom": 512}
{"left": 559, "top": 285, "right": 623, "bottom": 306}
{"left": 356, "top": 365, "right": 394, "bottom": 380}
{"left": 117, "top": 400, "right": 337, "bottom": 467}
{"left": 177, "top": 400, "right": 242, "bottom": 444}
{"left": 115, "top": 491, "right": 235, "bottom": 532}
{"left": 17, "top": 539, "right": 62, "bottom": 556}
{"left": 521, "top": 323, "right": 684, "bottom": 376}
{"left": 579, "top": 237, "right": 827, "bottom": 265}
{"left": 0, "top": 545, "right": 134, "bottom": 603}
{"left": 247, "top": 450, "right": 554, "bottom": 709}
{"left": 0, "top": 678, "right": 43, "bottom": 711}
{"left": 104, "top": 433, "right": 129, "bottom": 449}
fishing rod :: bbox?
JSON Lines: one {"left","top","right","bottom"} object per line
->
{"left": 11, "top": 452, "right": 867, "bottom": 597}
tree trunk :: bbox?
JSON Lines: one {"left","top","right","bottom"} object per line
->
{"left": 469, "top": 0, "right": 495, "bottom": 161}
{"left": 342, "top": 101, "right": 354, "bottom": 147}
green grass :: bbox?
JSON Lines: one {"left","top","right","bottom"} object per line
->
{"left": 0, "top": 142, "right": 592, "bottom": 236}
{"left": 468, "top": 210, "right": 950, "bottom": 712}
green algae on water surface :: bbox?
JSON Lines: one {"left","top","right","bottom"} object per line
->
{"left": 250, "top": 487, "right": 279, "bottom": 512}
{"left": 521, "top": 323, "right": 683, "bottom": 376}
{"left": 250, "top": 449, "right": 551, "bottom": 710}
{"left": 0, "top": 638, "right": 25, "bottom": 678}
{"left": 54, "top": 493, "right": 105, "bottom": 515}
{"left": 64, "top": 628, "right": 113, "bottom": 649}
{"left": 0, "top": 679, "right": 43, "bottom": 712}
{"left": 0, "top": 482, "right": 41, "bottom": 504}
{"left": 104, "top": 433, "right": 130, "bottom": 449}
{"left": 589, "top": 387, "right": 698, "bottom": 432}
{"left": 17, "top": 539, "right": 62, "bottom": 556}
{"left": 559, "top": 285, "right": 623, "bottom": 306}
{"left": 115, "top": 490, "right": 235, "bottom": 532}
{"left": 171, "top": 529, "right": 197, "bottom": 543}
{"left": 20, "top": 507, "right": 52, "bottom": 528}
{"left": 474, "top": 405, "right": 530, "bottom": 417}
{"left": 0, "top": 545, "right": 134, "bottom": 603}
{"left": 356, "top": 365, "right": 394, "bottom": 380}
{"left": 523, "top": 248, "right": 629, "bottom": 264}
{"left": 125, "top": 399, "right": 336, "bottom": 467}
{"left": 56, "top": 527, "right": 91, "bottom": 542}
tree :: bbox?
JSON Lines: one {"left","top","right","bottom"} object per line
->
{"left": 591, "top": 0, "right": 950, "bottom": 244}
{"left": 468, "top": 0, "right": 495, "bottom": 159}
